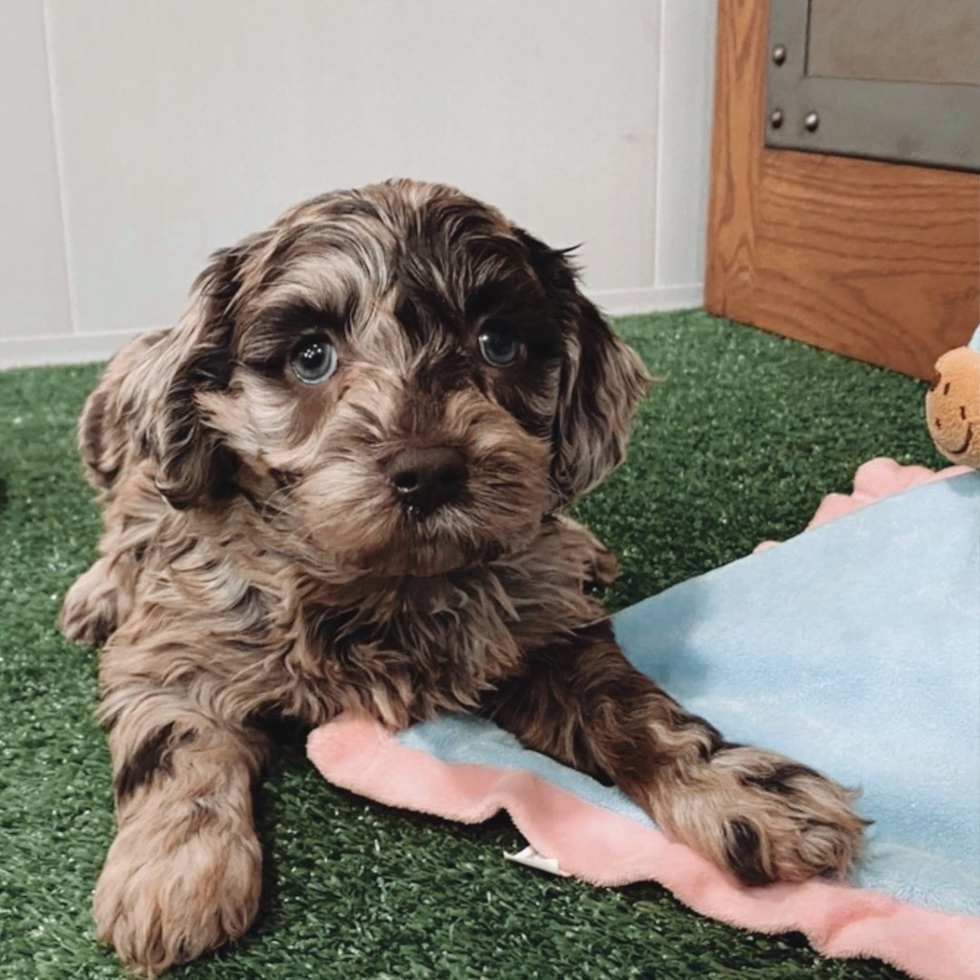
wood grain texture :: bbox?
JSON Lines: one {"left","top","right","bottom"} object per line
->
{"left": 705, "top": 0, "right": 980, "bottom": 379}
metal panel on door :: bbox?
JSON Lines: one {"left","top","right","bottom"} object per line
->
{"left": 765, "top": 0, "right": 980, "bottom": 172}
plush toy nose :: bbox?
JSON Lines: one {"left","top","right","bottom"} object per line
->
{"left": 387, "top": 447, "right": 468, "bottom": 515}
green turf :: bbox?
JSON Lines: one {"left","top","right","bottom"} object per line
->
{"left": 0, "top": 310, "right": 939, "bottom": 978}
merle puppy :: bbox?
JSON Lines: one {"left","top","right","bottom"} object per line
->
{"left": 61, "top": 180, "right": 864, "bottom": 975}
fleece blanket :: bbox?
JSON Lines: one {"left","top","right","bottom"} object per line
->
{"left": 309, "top": 460, "right": 980, "bottom": 980}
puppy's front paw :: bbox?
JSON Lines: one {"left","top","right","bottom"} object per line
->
{"left": 551, "top": 514, "right": 620, "bottom": 592}
{"left": 657, "top": 746, "right": 866, "bottom": 886}
{"left": 93, "top": 818, "right": 262, "bottom": 976}
{"left": 585, "top": 546, "right": 620, "bottom": 592}
{"left": 59, "top": 561, "right": 120, "bottom": 646}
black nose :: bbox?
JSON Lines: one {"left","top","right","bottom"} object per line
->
{"left": 387, "top": 446, "right": 468, "bottom": 515}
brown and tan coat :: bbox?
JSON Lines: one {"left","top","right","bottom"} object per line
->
{"left": 61, "top": 180, "right": 865, "bottom": 976}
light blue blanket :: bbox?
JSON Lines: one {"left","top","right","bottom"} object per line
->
{"left": 399, "top": 473, "right": 980, "bottom": 916}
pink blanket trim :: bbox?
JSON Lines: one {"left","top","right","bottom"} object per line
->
{"left": 308, "top": 720, "right": 980, "bottom": 980}
{"left": 754, "top": 457, "right": 972, "bottom": 552}
{"left": 307, "top": 459, "right": 980, "bottom": 980}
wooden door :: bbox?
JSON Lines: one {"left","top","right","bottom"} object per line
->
{"left": 705, "top": 0, "right": 980, "bottom": 379}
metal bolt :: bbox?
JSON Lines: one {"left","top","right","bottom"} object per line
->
{"left": 769, "top": 108, "right": 784, "bottom": 129}
{"left": 772, "top": 44, "right": 787, "bottom": 66}
{"left": 804, "top": 111, "right": 820, "bottom": 132}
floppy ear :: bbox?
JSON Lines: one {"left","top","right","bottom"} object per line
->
{"left": 142, "top": 236, "right": 265, "bottom": 509}
{"left": 514, "top": 229, "right": 651, "bottom": 506}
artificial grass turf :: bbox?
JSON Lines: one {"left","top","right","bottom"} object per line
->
{"left": 0, "top": 310, "right": 941, "bottom": 979}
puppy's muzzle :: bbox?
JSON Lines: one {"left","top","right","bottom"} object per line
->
{"left": 387, "top": 446, "right": 468, "bottom": 517}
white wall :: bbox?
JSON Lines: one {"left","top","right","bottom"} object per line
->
{"left": 0, "top": 0, "right": 716, "bottom": 368}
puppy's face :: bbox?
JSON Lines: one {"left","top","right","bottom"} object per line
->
{"left": 145, "top": 181, "right": 649, "bottom": 577}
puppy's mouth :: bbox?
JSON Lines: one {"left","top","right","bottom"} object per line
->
{"left": 382, "top": 446, "right": 510, "bottom": 572}
{"left": 371, "top": 481, "right": 537, "bottom": 577}
{"left": 390, "top": 495, "right": 507, "bottom": 572}
{"left": 401, "top": 498, "right": 468, "bottom": 524}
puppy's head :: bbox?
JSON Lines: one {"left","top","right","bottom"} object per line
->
{"left": 144, "top": 180, "right": 649, "bottom": 576}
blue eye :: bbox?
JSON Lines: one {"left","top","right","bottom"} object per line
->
{"left": 478, "top": 322, "right": 523, "bottom": 367}
{"left": 291, "top": 337, "right": 338, "bottom": 384}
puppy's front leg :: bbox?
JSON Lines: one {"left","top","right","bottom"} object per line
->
{"left": 484, "top": 621, "right": 865, "bottom": 884}
{"left": 551, "top": 514, "right": 621, "bottom": 591}
{"left": 94, "top": 668, "right": 270, "bottom": 976}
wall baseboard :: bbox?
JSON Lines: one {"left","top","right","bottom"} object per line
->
{"left": 589, "top": 283, "right": 704, "bottom": 316}
{"left": 0, "top": 283, "right": 704, "bottom": 369}
{"left": 0, "top": 329, "right": 151, "bottom": 370}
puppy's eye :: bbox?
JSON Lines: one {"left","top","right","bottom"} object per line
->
{"left": 291, "top": 336, "right": 338, "bottom": 385}
{"left": 478, "top": 322, "right": 523, "bottom": 368}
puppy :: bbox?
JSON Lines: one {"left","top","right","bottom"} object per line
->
{"left": 61, "top": 180, "right": 865, "bottom": 975}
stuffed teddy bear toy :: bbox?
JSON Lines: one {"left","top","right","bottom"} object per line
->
{"left": 926, "top": 326, "right": 980, "bottom": 470}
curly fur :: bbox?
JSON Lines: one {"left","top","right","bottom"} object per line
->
{"left": 61, "top": 179, "right": 866, "bottom": 975}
